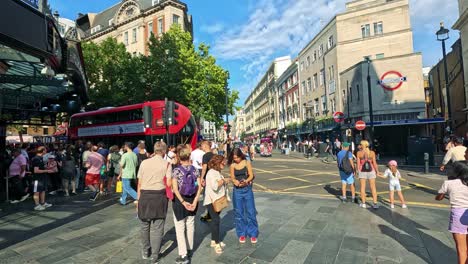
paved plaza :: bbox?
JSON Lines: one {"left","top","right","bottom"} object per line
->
{"left": 0, "top": 154, "right": 456, "bottom": 264}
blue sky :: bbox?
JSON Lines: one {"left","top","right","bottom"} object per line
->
{"left": 49, "top": 0, "right": 459, "bottom": 107}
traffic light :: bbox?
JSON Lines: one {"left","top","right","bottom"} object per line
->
{"left": 166, "top": 100, "right": 179, "bottom": 126}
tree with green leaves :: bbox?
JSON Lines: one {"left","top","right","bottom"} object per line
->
{"left": 81, "top": 25, "right": 238, "bottom": 125}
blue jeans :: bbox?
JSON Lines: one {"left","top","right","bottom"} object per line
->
{"left": 233, "top": 185, "right": 259, "bottom": 238}
{"left": 120, "top": 179, "right": 137, "bottom": 204}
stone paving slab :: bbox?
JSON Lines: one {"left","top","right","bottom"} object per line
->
{"left": 0, "top": 191, "right": 458, "bottom": 264}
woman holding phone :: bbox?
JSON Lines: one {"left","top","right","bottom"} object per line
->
{"left": 229, "top": 148, "right": 258, "bottom": 244}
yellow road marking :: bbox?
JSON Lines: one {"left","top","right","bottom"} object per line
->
{"left": 379, "top": 198, "right": 450, "bottom": 208}
{"left": 268, "top": 176, "right": 312, "bottom": 183}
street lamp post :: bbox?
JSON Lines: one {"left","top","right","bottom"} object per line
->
{"left": 225, "top": 73, "right": 230, "bottom": 138}
{"left": 366, "top": 57, "right": 374, "bottom": 141}
{"left": 436, "top": 22, "right": 452, "bottom": 132}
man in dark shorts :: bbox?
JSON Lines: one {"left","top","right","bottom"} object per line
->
{"left": 200, "top": 140, "right": 214, "bottom": 222}
{"left": 31, "top": 146, "right": 54, "bottom": 211}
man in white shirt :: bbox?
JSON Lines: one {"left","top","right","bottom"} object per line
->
{"left": 190, "top": 141, "right": 205, "bottom": 174}
{"left": 441, "top": 137, "right": 467, "bottom": 171}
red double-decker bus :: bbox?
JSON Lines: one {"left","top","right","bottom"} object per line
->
{"left": 68, "top": 100, "right": 197, "bottom": 151}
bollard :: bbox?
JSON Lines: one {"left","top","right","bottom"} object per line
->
{"left": 424, "top": 152, "right": 429, "bottom": 174}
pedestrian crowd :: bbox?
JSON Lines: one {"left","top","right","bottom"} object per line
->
{"left": 5, "top": 139, "right": 259, "bottom": 264}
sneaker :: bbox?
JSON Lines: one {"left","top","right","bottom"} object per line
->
{"left": 211, "top": 241, "right": 226, "bottom": 248}
{"left": 402, "top": 204, "right": 408, "bottom": 209}
{"left": 251, "top": 237, "right": 258, "bottom": 244}
{"left": 20, "top": 193, "right": 30, "bottom": 201}
{"left": 340, "top": 196, "right": 347, "bottom": 203}
{"left": 34, "top": 204, "right": 45, "bottom": 211}
{"left": 42, "top": 202, "right": 52, "bottom": 208}
{"left": 90, "top": 192, "right": 100, "bottom": 201}
{"left": 142, "top": 250, "right": 153, "bottom": 260}
{"left": 187, "top": 250, "right": 193, "bottom": 258}
{"left": 71, "top": 192, "right": 77, "bottom": 196}
{"left": 239, "top": 236, "right": 246, "bottom": 244}
{"left": 64, "top": 192, "right": 70, "bottom": 197}
{"left": 360, "top": 203, "right": 367, "bottom": 209}
{"left": 372, "top": 203, "right": 379, "bottom": 209}
{"left": 352, "top": 197, "right": 358, "bottom": 204}
{"left": 48, "top": 190, "right": 57, "bottom": 195}
{"left": 200, "top": 214, "right": 212, "bottom": 222}
{"left": 10, "top": 200, "right": 20, "bottom": 204}
{"left": 175, "top": 255, "right": 189, "bottom": 264}
{"left": 390, "top": 204, "right": 395, "bottom": 209}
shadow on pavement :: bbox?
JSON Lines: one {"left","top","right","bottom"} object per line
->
{"left": 0, "top": 194, "right": 118, "bottom": 250}
{"left": 371, "top": 205, "right": 456, "bottom": 263}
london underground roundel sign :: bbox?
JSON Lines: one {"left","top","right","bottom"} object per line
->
{"left": 333, "top": 111, "right": 345, "bottom": 123}
{"left": 355, "top": 120, "right": 366, "bottom": 131}
{"left": 378, "top": 71, "right": 407, "bottom": 91}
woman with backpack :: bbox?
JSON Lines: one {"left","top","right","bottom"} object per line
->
{"left": 356, "top": 140, "right": 381, "bottom": 209}
{"left": 229, "top": 148, "right": 258, "bottom": 244}
{"left": 171, "top": 147, "right": 202, "bottom": 264}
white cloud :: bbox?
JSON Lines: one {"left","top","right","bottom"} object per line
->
{"left": 200, "top": 23, "right": 225, "bottom": 34}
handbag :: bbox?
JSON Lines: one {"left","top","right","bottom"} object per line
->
{"left": 116, "top": 180, "right": 122, "bottom": 193}
{"left": 212, "top": 195, "right": 228, "bottom": 213}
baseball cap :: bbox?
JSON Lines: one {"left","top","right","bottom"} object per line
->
{"left": 342, "top": 142, "right": 351, "bottom": 147}
{"left": 388, "top": 160, "right": 398, "bottom": 166}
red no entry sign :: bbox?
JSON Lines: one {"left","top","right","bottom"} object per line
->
{"left": 333, "top": 111, "right": 345, "bottom": 123}
{"left": 355, "top": 120, "right": 366, "bottom": 131}
{"left": 156, "top": 119, "right": 164, "bottom": 127}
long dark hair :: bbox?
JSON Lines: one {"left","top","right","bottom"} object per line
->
{"left": 453, "top": 161, "right": 468, "bottom": 186}
{"left": 228, "top": 148, "right": 246, "bottom": 165}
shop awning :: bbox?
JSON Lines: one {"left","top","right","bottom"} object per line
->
{"left": 372, "top": 118, "right": 445, "bottom": 127}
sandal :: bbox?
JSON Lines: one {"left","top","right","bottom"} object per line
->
{"left": 214, "top": 244, "right": 223, "bottom": 254}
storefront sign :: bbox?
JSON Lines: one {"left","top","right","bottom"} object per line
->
{"left": 377, "top": 71, "right": 407, "bottom": 91}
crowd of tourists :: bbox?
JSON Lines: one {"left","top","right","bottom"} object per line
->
{"left": 5, "top": 139, "right": 258, "bottom": 264}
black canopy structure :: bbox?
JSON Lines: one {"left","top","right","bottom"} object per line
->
{"left": 0, "top": 0, "right": 89, "bottom": 127}
{"left": 0, "top": 0, "right": 90, "bottom": 198}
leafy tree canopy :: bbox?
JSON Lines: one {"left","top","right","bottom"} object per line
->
{"left": 82, "top": 25, "right": 238, "bottom": 126}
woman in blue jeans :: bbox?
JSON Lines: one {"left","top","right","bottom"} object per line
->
{"left": 229, "top": 148, "right": 259, "bottom": 244}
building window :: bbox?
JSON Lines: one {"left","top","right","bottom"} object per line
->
{"left": 148, "top": 22, "right": 153, "bottom": 38}
{"left": 349, "top": 81, "right": 352, "bottom": 102}
{"left": 108, "top": 19, "right": 114, "bottom": 26}
{"left": 158, "top": 18, "right": 163, "bottom": 35}
{"left": 132, "top": 28, "right": 137, "bottom": 43}
{"left": 306, "top": 56, "right": 311, "bottom": 67}
{"left": 374, "top": 22, "right": 383, "bottom": 35}
{"left": 314, "top": 98, "right": 319, "bottom": 115}
{"left": 329, "top": 65, "right": 334, "bottom": 80}
{"left": 307, "top": 78, "right": 311, "bottom": 91}
{"left": 328, "top": 35, "right": 334, "bottom": 49}
{"left": 376, "top": 53, "right": 384, "bottom": 59}
{"left": 330, "top": 99, "right": 336, "bottom": 113}
{"left": 302, "top": 81, "right": 306, "bottom": 95}
{"left": 43, "top": 127, "right": 49, "bottom": 135}
{"left": 300, "top": 61, "right": 304, "bottom": 71}
{"left": 313, "top": 74, "right": 318, "bottom": 90}
{"left": 152, "top": 0, "right": 160, "bottom": 5}
{"left": 173, "top": 14, "right": 180, "bottom": 25}
{"left": 313, "top": 51, "right": 317, "bottom": 62}
{"left": 91, "top": 25, "right": 101, "bottom": 34}
{"left": 319, "top": 69, "right": 324, "bottom": 86}
{"left": 124, "top": 31, "right": 129, "bottom": 45}
{"left": 321, "top": 95, "right": 327, "bottom": 112}
{"left": 361, "top": 24, "right": 370, "bottom": 38}
{"left": 319, "top": 44, "right": 324, "bottom": 57}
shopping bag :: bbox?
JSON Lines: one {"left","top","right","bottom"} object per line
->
{"left": 116, "top": 180, "right": 123, "bottom": 193}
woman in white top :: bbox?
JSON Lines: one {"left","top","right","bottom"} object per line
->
{"left": 203, "top": 154, "right": 230, "bottom": 254}
{"left": 436, "top": 161, "right": 468, "bottom": 264}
